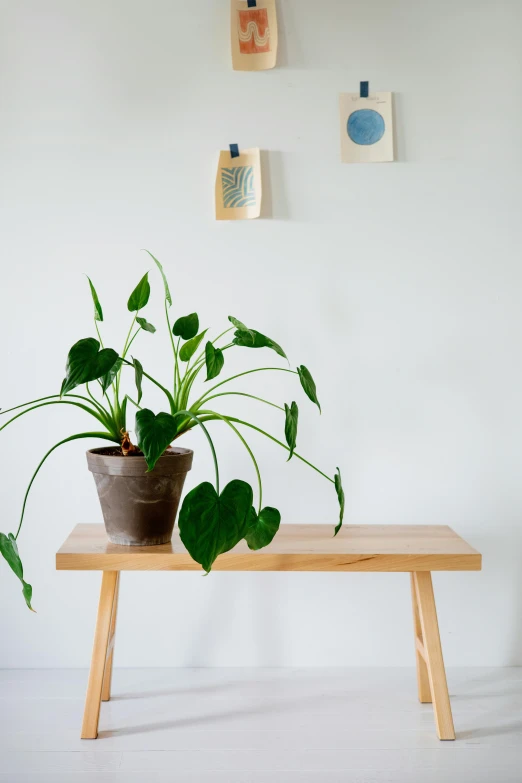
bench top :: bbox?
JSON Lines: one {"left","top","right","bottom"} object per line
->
{"left": 56, "top": 524, "right": 481, "bottom": 572}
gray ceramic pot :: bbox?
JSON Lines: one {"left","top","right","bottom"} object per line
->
{"left": 87, "top": 446, "right": 193, "bottom": 546}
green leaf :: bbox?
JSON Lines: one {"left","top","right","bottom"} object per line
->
{"left": 127, "top": 272, "right": 150, "bottom": 312}
{"left": 179, "top": 480, "right": 253, "bottom": 572}
{"left": 245, "top": 506, "right": 281, "bottom": 550}
{"left": 86, "top": 276, "right": 103, "bottom": 322}
{"left": 228, "top": 315, "right": 253, "bottom": 337}
{"left": 61, "top": 338, "right": 119, "bottom": 396}
{"left": 100, "top": 357, "right": 122, "bottom": 394}
{"left": 284, "top": 401, "right": 298, "bottom": 461}
{"left": 136, "top": 316, "right": 156, "bottom": 334}
{"left": 233, "top": 328, "right": 287, "bottom": 359}
{"left": 132, "top": 356, "right": 144, "bottom": 405}
{"left": 297, "top": 365, "right": 321, "bottom": 413}
{"left": 135, "top": 409, "right": 178, "bottom": 471}
{"left": 333, "top": 467, "right": 345, "bottom": 536}
{"left": 173, "top": 313, "right": 199, "bottom": 340}
{"left": 0, "top": 533, "right": 34, "bottom": 610}
{"left": 144, "top": 250, "right": 172, "bottom": 307}
{"left": 205, "top": 341, "right": 224, "bottom": 381}
{"left": 179, "top": 329, "right": 208, "bottom": 362}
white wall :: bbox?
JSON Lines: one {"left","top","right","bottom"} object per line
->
{"left": 1, "top": 0, "right": 521, "bottom": 668}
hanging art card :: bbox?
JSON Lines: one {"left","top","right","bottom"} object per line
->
{"left": 339, "top": 92, "right": 394, "bottom": 163}
{"left": 230, "top": 0, "right": 278, "bottom": 71}
{"left": 215, "top": 147, "right": 262, "bottom": 220}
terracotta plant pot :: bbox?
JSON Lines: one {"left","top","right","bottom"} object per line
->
{"left": 86, "top": 447, "right": 193, "bottom": 546}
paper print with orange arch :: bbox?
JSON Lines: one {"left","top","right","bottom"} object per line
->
{"left": 231, "top": 0, "right": 278, "bottom": 71}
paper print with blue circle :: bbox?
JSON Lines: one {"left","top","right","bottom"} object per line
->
{"left": 339, "top": 92, "right": 394, "bottom": 163}
{"left": 347, "top": 109, "right": 385, "bottom": 146}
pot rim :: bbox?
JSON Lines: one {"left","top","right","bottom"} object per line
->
{"left": 86, "top": 446, "right": 193, "bottom": 477}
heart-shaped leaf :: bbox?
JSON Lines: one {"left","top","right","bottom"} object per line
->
{"left": 284, "top": 401, "right": 298, "bottom": 460}
{"left": 61, "top": 338, "right": 119, "bottom": 396}
{"left": 179, "top": 480, "right": 253, "bottom": 572}
{"left": 100, "top": 357, "right": 122, "bottom": 394}
{"left": 131, "top": 356, "right": 144, "bottom": 404}
{"left": 245, "top": 506, "right": 281, "bottom": 550}
{"left": 173, "top": 313, "right": 199, "bottom": 340}
{"left": 136, "top": 316, "right": 156, "bottom": 334}
{"left": 144, "top": 250, "right": 172, "bottom": 307}
{"left": 179, "top": 329, "right": 208, "bottom": 362}
{"left": 127, "top": 272, "right": 150, "bottom": 312}
{"left": 297, "top": 365, "right": 321, "bottom": 413}
{"left": 233, "top": 328, "right": 287, "bottom": 359}
{"left": 333, "top": 467, "right": 345, "bottom": 536}
{"left": 0, "top": 533, "right": 34, "bottom": 610}
{"left": 86, "top": 276, "right": 103, "bottom": 322}
{"left": 135, "top": 408, "right": 178, "bottom": 471}
{"left": 205, "top": 341, "right": 224, "bottom": 381}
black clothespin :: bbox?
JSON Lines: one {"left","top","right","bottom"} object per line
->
{"left": 229, "top": 143, "right": 239, "bottom": 158}
{"left": 360, "top": 81, "right": 369, "bottom": 98}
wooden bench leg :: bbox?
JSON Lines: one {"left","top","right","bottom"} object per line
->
{"left": 412, "top": 571, "right": 455, "bottom": 740}
{"left": 410, "top": 573, "right": 431, "bottom": 704}
{"left": 81, "top": 571, "right": 119, "bottom": 739}
{"left": 101, "top": 572, "right": 120, "bottom": 702}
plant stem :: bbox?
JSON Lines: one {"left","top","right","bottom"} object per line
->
{"left": 95, "top": 321, "right": 104, "bottom": 348}
{"left": 0, "top": 400, "right": 110, "bottom": 435}
{"left": 191, "top": 367, "right": 298, "bottom": 411}
{"left": 15, "top": 431, "right": 116, "bottom": 540}
{"left": 208, "top": 412, "right": 263, "bottom": 512}
{"left": 120, "top": 358, "right": 176, "bottom": 413}
{"left": 196, "top": 391, "right": 284, "bottom": 413}
{"left": 174, "top": 410, "right": 220, "bottom": 492}
{"left": 197, "top": 410, "right": 334, "bottom": 485}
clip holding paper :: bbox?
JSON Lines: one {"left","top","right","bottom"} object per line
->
{"left": 247, "top": 0, "right": 257, "bottom": 6}
{"left": 229, "top": 143, "right": 240, "bottom": 158}
{"left": 360, "top": 81, "right": 369, "bottom": 98}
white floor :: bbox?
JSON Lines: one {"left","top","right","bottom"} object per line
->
{"left": 0, "top": 668, "right": 521, "bottom": 782}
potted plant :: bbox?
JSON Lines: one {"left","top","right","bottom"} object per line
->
{"left": 0, "top": 252, "right": 344, "bottom": 610}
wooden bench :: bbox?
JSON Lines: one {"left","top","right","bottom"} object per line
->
{"left": 56, "top": 523, "right": 481, "bottom": 741}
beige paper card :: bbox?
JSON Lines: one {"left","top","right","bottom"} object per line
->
{"left": 215, "top": 148, "right": 262, "bottom": 220}
{"left": 231, "top": 0, "right": 278, "bottom": 71}
{"left": 339, "top": 92, "right": 394, "bottom": 163}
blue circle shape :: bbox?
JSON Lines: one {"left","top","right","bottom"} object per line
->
{"left": 347, "top": 109, "right": 385, "bottom": 146}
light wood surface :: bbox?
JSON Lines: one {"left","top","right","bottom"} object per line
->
{"left": 56, "top": 524, "right": 481, "bottom": 573}
{"left": 101, "top": 573, "right": 119, "bottom": 703}
{"left": 410, "top": 573, "right": 432, "bottom": 704}
{"left": 413, "top": 572, "right": 456, "bottom": 740}
{"left": 81, "top": 570, "right": 118, "bottom": 739}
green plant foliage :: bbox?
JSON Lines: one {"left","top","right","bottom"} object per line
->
{"left": 2, "top": 252, "right": 341, "bottom": 609}
{"left": 145, "top": 250, "right": 172, "bottom": 307}
{"left": 0, "top": 533, "right": 33, "bottom": 610}
{"left": 178, "top": 480, "right": 253, "bottom": 572}
{"left": 61, "top": 339, "right": 119, "bottom": 396}
{"left": 100, "top": 358, "right": 122, "bottom": 394}
{"left": 232, "top": 327, "right": 287, "bottom": 359}
{"left": 333, "top": 467, "right": 345, "bottom": 536}
{"left": 136, "top": 317, "right": 156, "bottom": 334}
{"left": 131, "top": 356, "right": 144, "bottom": 404}
{"left": 86, "top": 277, "right": 103, "bottom": 322}
{"left": 173, "top": 313, "right": 199, "bottom": 340}
{"left": 205, "top": 342, "right": 224, "bottom": 381}
{"left": 179, "top": 329, "right": 208, "bottom": 362}
{"left": 284, "top": 401, "right": 298, "bottom": 460}
{"left": 135, "top": 408, "right": 177, "bottom": 471}
{"left": 297, "top": 365, "right": 321, "bottom": 413}
{"left": 245, "top": 506, "right": 281, "bottom": 550}
{"left": 127, "top": 272, "right": 151, "bottom": 312}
